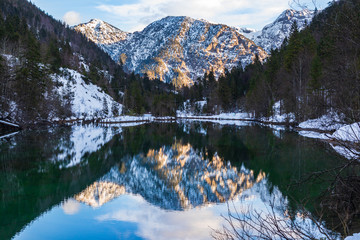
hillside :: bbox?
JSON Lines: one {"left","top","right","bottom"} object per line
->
{"left": 0, "top": 0, "right": 129, "bottom": 125}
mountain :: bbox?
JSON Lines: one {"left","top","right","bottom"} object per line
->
{"left": 74, "top": 19, "right": 129, "bottom": 45}
{"left": 75, "top": 16, "right": 268, "bottom": 87}
{"left": 242, "top": 9, "right": 315, "bottom": 53}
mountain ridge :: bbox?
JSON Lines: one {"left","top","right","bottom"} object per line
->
{"left": 240, "top": 9, "right": 315, "bottom": 53}
{"left": 75, "top": 16, "right": 268, "bottom": 87}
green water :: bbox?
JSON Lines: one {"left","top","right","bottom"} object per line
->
{"left": 0, "top": 122, "right": 347, "bottom": 239}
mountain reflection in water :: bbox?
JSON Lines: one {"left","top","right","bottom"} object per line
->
{"left": 75, "top": 142, "right": 266, "bottom": 210}
{"left": 0, "top": 122, "right": 345, "bottom": 240}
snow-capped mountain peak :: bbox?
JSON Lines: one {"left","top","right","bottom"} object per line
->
{"left": 244, "top": 9, "right": 315, "bottom": 53}
{"left": 75, "top": 19, "right": 129, "bottom": 45}
{"left": 75, "top": 16, "right": 267, "bottom": 86}
{"left": 275, "top": 9, "right": 313, "bottom": 22}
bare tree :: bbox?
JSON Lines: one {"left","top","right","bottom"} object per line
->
{"left": 212, "top": 199, "right": 336, "bottom": 240}
{"left": 290, "top": 0, "right": 319, "bottom": 11}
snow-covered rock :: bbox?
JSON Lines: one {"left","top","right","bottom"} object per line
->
{"left": 75, "top": 16, "right": 267, "bottom": 86}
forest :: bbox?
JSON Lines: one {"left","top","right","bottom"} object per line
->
{"left": 0, "top": 0, "right": 359, "bottom": 126}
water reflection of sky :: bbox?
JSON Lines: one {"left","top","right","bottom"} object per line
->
{"left": 14, "top": 182, "right": 270, "bottom": 240}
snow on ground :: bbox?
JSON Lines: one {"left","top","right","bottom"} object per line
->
{"left": 345, "top": 233, "right": 360, "bottom": 240}
{"left": 100, "top": 114, "right": 153, "bottom": 123}
{"left": 53, "top": 68, "right": 123, "bottom": 120}
{"left": 1, "top": 54, "right": 19, "bottom": 68}
{"left": 177, "top": 111, "right": 254, "bottom": 120}
{"left": 296, "top": 114, "right": 360, "bottom": 159}
{"left": 297, "top": 112, "right": 347, "bottom": 140}
{"left": 261, "top": 101, "right": 295, "bottom": 123}
{"left": 297, "top": 118, "right": 360, "bottom": 159}
{"left": 330, "top": 123, "right": 360, "bottom": 159}
{"left": 178, "top": 107, "right": 360, "bottom": 160}
{"left": 299, "top": 122, "right": 360, "bottom": 160}
{"left": 178, "top": 118, "right": 254, "bottom": 128}
{"left": 299, "top": 112, "right": 345, "bottom": 131}
{"left": 100, "top": 114, "right": 176, "bottom": 124}
{"left": 333, "top": 123, "right": 360, "bottom": 142}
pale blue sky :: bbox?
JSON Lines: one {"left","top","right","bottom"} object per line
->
{"left": 29, "top": 0, "right": 332, "bottom": 32}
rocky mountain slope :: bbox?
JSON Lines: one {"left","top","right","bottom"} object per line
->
{"left": 75, "top": 16, "right": 267, "bottom": 87}
{"left": 240, "top": 9, "right": 315, "bottom": 53}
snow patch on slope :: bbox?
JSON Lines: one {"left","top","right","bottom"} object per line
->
{"left": 53, "top": 68, "right": 123, "bottom": 120}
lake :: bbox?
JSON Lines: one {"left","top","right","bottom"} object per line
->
{"left": 0, "top": 121, "right": 347, "bottom": 239}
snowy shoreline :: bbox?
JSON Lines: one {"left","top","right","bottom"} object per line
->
{"left": 4, "top": 109, "right": 359, "bottom": 160}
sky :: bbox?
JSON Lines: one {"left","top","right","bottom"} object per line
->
{"left": 29, "top": 0, "right": 331, "bottom": 32}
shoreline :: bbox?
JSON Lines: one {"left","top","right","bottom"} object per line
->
{"left": 0, "top": 115, "right": 337, "bottom": 137}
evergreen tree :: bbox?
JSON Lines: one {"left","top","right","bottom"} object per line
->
{"left": 102, "top": 97, "right": 109, "bottom": 116}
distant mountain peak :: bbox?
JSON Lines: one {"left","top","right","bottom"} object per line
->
{"left": 244, "top": 8, "right": 315, "bottom": 53}
{"left": 275, "top": 8, "right": 314, "bottom": 23}
{"left": 75, "top": 19, "right": 129, "bottom": 45}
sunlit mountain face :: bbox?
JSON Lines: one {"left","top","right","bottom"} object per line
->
{"left": 75, "top": 16, "right": 267, "bottom": 87}
{"left": 0, "top": 122, "right": 349, "bottom": 239}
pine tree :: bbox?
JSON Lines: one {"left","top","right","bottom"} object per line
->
{"left": 15, "top": 32, "right": 49, "bottom": 122}
{"left": 102, "top": 97, "right": 109, "bottom": 116}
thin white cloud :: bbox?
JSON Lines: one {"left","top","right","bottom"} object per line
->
{"left": 96, "top": 195, "right": 223, "bottom": 240}
{"left": 96, "top": 0, "right": 291, "bottom": 32}
{"left": 62, "top": 198, "right": 81, "bottom": 215}
{"left": 63, "top": 11, "right": 81, "bottom": 26}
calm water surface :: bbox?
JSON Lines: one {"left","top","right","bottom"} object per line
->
{"left": 0, "top": 122, "right": 346, "bottom": 239}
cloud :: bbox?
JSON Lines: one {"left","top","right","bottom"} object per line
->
{"left": 96, "top": 195, "right": 223, "bottom": 240}
{"left": 62, "top": 198, "right": 81, "bottom": 215}
{"left": 96, "top": 0, "right": 291, "bottom": 32}
{"left": 63, "top": 11, "right": 81, "bottom": 26}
